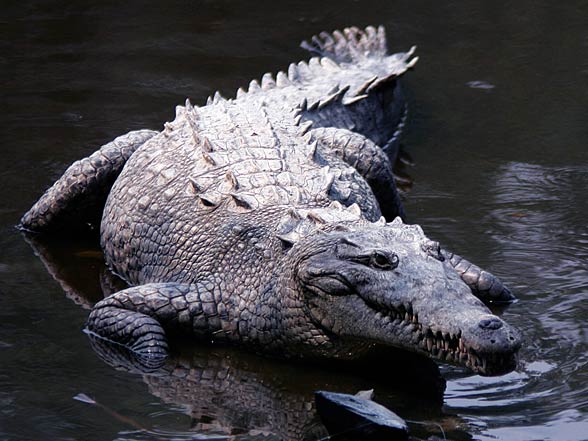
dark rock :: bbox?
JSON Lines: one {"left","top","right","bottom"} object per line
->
{"left": 315, "top": 390, "right": 409, "bottom": 440}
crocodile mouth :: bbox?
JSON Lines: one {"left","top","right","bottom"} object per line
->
{"left": 370, "top": 302, "right": 517, "bottom": 376}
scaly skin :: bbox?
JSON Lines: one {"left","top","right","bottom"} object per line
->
{"left": 21, "top": 25, "right": 520, "bottom": 375}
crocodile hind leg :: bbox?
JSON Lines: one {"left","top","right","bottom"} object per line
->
{"left": 19, "top": 129, "right": 158, "bottom": 234}
{"left": 86, "top": 282, "right": 224, "bottom": 359}
{"left": 309, "top": 127, "right": 405, "bottom": 220}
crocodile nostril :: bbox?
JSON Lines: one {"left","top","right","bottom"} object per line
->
{"left": 479, "top": 317, "right": 503, "bottom": 330}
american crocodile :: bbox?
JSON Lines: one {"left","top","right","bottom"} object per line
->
{"left": 19, "top": 25, "right": 520, "bottom": 375}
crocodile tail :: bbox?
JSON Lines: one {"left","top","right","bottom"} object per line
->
{"left": 19, "top": 129, "right": 157, "bottom": 234}
{"left": 300, "top": 25, "right": 388, "bottom": 63}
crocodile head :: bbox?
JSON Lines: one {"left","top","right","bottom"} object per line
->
{"left": 291, "top": 219, "right": 521, "bottom": 376}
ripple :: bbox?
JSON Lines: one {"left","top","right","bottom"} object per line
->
{"left": 467, "top": 80, "right": 496, "bottom": 90}
{"left": 445, "top": 369, "right": 548, "bottom": 411}
{"left": 443, "top": 328, "right": 588, "bottom": 438}
{"left": 479, "top": 412, "right": 588, "bottom": 441}
{"left": 487, "top": 162, "right": 588, "bottom": 300}
{"left": 114, "top": 429, "right": 235, "bottom": 441}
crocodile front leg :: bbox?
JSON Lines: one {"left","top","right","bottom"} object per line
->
{"left": 86, "top": 282, "right": 224, "bottom": 359}
{"left": 309, "top": 127, "right": 405, "bottom": 220}
{"left": 442, "top": 251, "right": 516, "bottom": 304}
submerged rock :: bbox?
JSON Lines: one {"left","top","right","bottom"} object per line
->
{"left": 315, "top": 390, "right": 409, "bottom": 440}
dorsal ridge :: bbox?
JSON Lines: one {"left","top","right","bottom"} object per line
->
{"left": 300, "top": 25, "right": 388, "bottom": 63}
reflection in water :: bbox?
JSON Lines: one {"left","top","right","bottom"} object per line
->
{"left": 489, "top": 162, "right": 588, "bottom": 292}
{"left": 489, "top": 162, "right": 588, "bottom": 346}
{"left": 89, "top": 339, "right": 327, "bottom": 441}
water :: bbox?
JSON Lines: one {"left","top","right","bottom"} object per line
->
{"left": 1, "top": 1, "right": 587, "bottom": 440}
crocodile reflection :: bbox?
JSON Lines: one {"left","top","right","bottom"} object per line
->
{"left": 89, "top": 336, "right": 452, "bottom": 440}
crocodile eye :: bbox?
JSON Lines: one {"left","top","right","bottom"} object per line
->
{"left": 370, "top": 251, "right": 399, "bottom": 270}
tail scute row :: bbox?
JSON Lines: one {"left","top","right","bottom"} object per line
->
{"left": 300, "top": 25, "right": 388, "bottom": 63}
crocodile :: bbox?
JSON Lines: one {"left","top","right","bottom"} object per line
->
{"left": 19, "top": 25, "right": 520, "bottom": 375}
{"left": 23, "top": 234, "right": 447, "bottom": 440}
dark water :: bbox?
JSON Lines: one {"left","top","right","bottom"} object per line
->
{"left": 1, "top": 1, "right": 587, "bottom": 440}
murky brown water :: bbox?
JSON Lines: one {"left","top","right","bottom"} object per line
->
{"left": 1, "top": 1, "right": 587, "bottom": 440}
